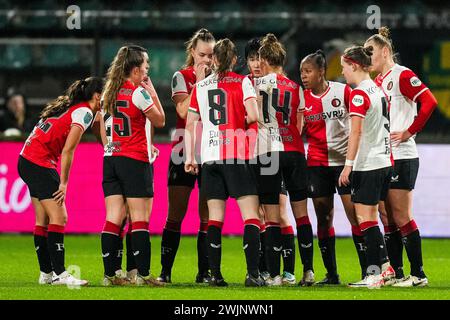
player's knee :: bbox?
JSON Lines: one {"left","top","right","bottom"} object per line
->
{"left": 317, "top": 215, "right": 332, "bottom": 229}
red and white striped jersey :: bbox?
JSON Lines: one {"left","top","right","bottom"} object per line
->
{"left": 245, "top": 73, "right": 259, "bottom": 158}
{"left": 254, "top": 73, "right": 305, "bottom": 156}
{"left": 349, "top": 79, "right": 392, "bottom": 172}
{"left": 189, "top": 71, "right": 257, "bottom": 163}
{"left": 303, "top": 81, "right": 352, "bottom": 167}
{"left": 171, "top": 66, "right": 196, "bottom": 153}
{"left": 374, "top": 64, "right": 429, "bottom": 160}
{"left": 103, "top": 80, "right": 154, "bottom": 163}
{"left": 20, "top": 102, "right": 93, "bottom": 169}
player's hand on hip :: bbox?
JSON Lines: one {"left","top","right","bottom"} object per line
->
{"left": 53, "top": 183, "right": 67, "bottom": 206}
{"left": 390, "top": 130, "right": 412, "bottom": 147}
{"left": 339, "top": 166, "right": 352, "bottom": 187}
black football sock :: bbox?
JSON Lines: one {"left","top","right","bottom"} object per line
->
{"left": 401, "top": 220, "right": 426, "bottom": 278}
{"left": 243, "top": 220, "right": 261, "bottom": 278}
{"left": 383, "top": 226, "right": 404, "bottom": 277}
{"left": 115, "top": 224, "right": 125, "bottom": 273}
{"left": 47, "top": 224, "right": 66, "bottom": 276}
{"left": 352, "top": 225, "right": 368, "bottom": 278}
{"left": 101, "top": 221, "right": 121, "bottom": 277}
{"left": 197, "top": 222, "right": 209, "bottom": 274}
{"left": 207, "top": 221, "right": 223, "bottom": 279}
{"left": 259, "top": 226, "right": 268, "bottom": 273}
{"left": 318, "top": 227, "right": 337, "bottom": 276}
{"left": 125, "top": 224, "right": 137, "bottom": 272}
{"left": 296, "top": 217, "right": 314, "bottom": 273}
{"left": 160, "top": 220, "right": 182, "bottom": 275}
{"left": 281, "top": 226, "right": 295, "bottom": 274}
{"left": 361, "top": 222, "right": 383, "bottom": 275}
{"left": 131, "top": 221, "right": 150, "bottom": 277}
{"left": 34, "top": 226, "right": 52, "bottom": 274}
{"left": 265, "top": 222, "right": 282, "bottom": 278}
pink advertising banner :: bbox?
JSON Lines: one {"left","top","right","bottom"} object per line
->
{"left": 0, "top": 142, "right": 245, "bottom": 234}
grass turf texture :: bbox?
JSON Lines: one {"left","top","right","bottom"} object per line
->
{"left": 0, "top": 235, "right": 449, "bottom": 300}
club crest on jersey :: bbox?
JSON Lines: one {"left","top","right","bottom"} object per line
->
{"left": 83, "top": 112, "right": 93, "bottom": 125}
{"left": 410, "top": 77, "right": 422, "bottom": 87}
{"left": 331, "top": 98, "right": 341, "bottom": 107}
{"left": 387, "top": 81, "right": 393, "bottom": 91}
{"left": 352, "top": 95, "right": 364, "bottom": 107}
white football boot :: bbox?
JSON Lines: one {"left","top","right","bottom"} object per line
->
{"left": 38, "top": 271, "right": 53, "bottom": 284}
{"left": 348, "top": 276, "right": 371, "bottom": 288}
{"left": 51, "top": 271, "right": 89, "bottom": 286}
{"left": 392, "top": 275, "right": 428, "bottom": 287}
{"left": 265, "top": 275, "right": 283, "bottom": 286}
{"left": 281, "top": 271, "right": 296, "bottom": 285}
{"left": 299, "top": 270, "right": 315, "bottom": 287}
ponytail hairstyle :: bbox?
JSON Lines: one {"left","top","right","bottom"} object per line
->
{"left": 184, "top": 28, "right": 215, "bottom": 68}
{"left": 103, "top": 45, "right": 147, "bottom": 115}
{"left": 366, "top": 26, "right": 399, "bottom": 62}
{"left": 259, "top": 33, "right": 286, "bottom": 67}
{"left": 213, "top": 38, "right": 237, "bottom": 79}
{"left": 303, "top": 49, "right": 327, "bottom": 75}
{"left": 342, "top": 45, "right": 373, "bottom": 72}
{"left": 40, "top": 77, "right": 104, "bottom": 120}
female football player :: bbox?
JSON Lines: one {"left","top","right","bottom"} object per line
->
{"left": 255, "top": 34, "right": 312, "bottom": 286}
{"left": 100, "top": 45, "right": 165, "bottom": 286}
{"left": 185, "top": 38, "right": 264, "bottom": 287}
{"left": 301, "top": 50, "right": 368, "bottom": 284}
{"left": 158, "top": 29, "right": 215, "bottom": 284}
{"left": 365, "top": 27, "right": 437, "bottom": 287}
{"left": 338, "top": 45, "right": 395, "bottom": 288}
{"left": 245, "top": 37, "right": 296, "bottom": 285}
{"left": 18, "top": 77, "right": 104, "bottom": 286}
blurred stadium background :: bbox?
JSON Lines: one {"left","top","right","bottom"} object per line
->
{"left": 1, "top": 0, "right": 449, "bottom": 236}
{"left": 1, "top": 0, "right": 450, "bottom": 141}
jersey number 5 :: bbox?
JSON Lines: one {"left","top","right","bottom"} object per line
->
{"left": 105, "top": 100, "right": 132, "bottom": 137}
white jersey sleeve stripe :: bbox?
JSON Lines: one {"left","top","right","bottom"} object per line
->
{"left": 188, "top": 106, "right": 200, "bottom": 114}
{"left": 349, "top": 112, "right": 366, "bottom": 118}
{"left": 412, "top": 87, "right": 429, "bottom": 103}
{"left": 71, "top": 122, "right": 86, "bottom": 131}
{"left": 142, "top": 103, "right": 155, "bottom": 113}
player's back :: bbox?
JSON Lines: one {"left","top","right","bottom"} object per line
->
{"left": 21, "top": 102, "right": 93, "bottom": 168}
{"left": 103, "top": 80, "right": 153, "bottom": 163}
{"left": 190, "top": 71, "right": 256, "bottom": 162}
{"left": 255, "top": 73, "right": 303, "bottom": 154}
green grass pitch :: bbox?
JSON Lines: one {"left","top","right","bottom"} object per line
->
{"left": 1, "top": 235, "right": 449, "bottom": 300}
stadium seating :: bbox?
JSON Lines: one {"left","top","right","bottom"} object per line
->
{"left": 0, "top": 44, "right": 32, "bottom": 69}
{"left": 39, "top": 45, "right": 80, "bottom": 67}
{"left": 23, "top": 0, "right": 60, "bottom": 30}
{"left": 205, "top": 1, "right": 244, "bottom": 33}
{"left": 157, "top": 0, "right": 198, "bottom": 32}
